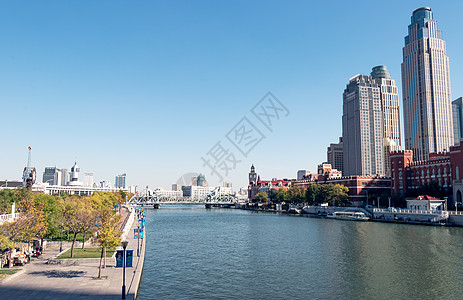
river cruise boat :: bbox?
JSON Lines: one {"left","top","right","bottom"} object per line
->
{"left": 327, "top": 211, "right": 369, "bottom": 221}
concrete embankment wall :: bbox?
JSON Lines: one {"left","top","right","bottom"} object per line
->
{"left": 449, "top": 214, "right": 463, "bottom": 226}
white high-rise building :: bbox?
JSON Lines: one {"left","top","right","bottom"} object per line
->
{"left": 84, "top": 173, "right": 94, "bottom": 187}
{"left": 402, "top": 7, "right": 453, "bottom": 161}
{"left": 342, "top": 66, "right": 401, "bottom": 176}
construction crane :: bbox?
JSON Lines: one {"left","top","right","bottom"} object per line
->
{"left": 22, "top": 146, "right": 36, "bottom": 190}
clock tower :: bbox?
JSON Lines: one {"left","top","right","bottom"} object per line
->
{"left": 249, "top": 164, "right": 257, "bottom": 185}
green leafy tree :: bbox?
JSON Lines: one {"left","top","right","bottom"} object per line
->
{"left": 255, "top": 192, "right": 268, "bottom": 203}
{"left": 287, "top": 185, "right": 305, "bottom": 203}
{"left": 276, "top": 188, "right": 288, "bottom": 203}
{"left": 268, "top": 189, "right": 278, "bottom": 203}
{"left": 305, "top": 184, "right": 322, "bottom": 205}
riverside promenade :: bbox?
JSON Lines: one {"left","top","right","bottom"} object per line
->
{"left": 0, "top": 206, "right": 146, "bottom": 299}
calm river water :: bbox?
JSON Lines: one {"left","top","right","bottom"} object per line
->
{"left": 137, "top": 205, "right": 463, "bottom": 299}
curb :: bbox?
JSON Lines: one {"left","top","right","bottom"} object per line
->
{"left": 0, "top": 268, "right": 26, "bottom": 285}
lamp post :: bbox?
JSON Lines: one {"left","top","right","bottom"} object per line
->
{"left": 121, "top": 241, "right": 128, "bottom": 299}
{"left": 137, "top": 224, "right": 140, "bottom": 257}
{"left": 59, "top": 225, "right": 63, "bottom": 253}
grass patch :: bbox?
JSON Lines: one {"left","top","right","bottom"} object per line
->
{"left": 57, "top": 247, "right": 116, "bottom": 259}
{"left": 0, "top": 269, "right": 21, "bottom": 280}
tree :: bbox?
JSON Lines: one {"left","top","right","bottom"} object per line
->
{"left": 255, "top": 192, "right": 268, "bottom": 203}
{"left": 287, "top": 185, "right": 305, "bottom": 203}
{"left": 96, "top": 208, "right": 121, "bottom": 279}
{"left": 327, "top": 184, "right": 350, "bottom": 206}
{"left": 60, "top": 197, "right": 97, "bottom": 257}
{"left": 276, "top": 188, "right": 288, "bottom": 203}
{"left": 268, "top": 189, "right": 278, "bottom": 203}
{"left": 305, "top": 184, "right": 322, "bottom": 205}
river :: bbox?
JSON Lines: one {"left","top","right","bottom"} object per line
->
{"left": 137, "top": 205, "right": 463, "bottom": 299}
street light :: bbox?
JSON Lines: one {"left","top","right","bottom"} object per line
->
{"left": 137, "top": 224, "right": 140, "bottom": 257}
{"left": 121, "top": 240, "right": 129, "bottom": 299}
{"left": 59, "top": 225, "right": 64, "bottom": 253}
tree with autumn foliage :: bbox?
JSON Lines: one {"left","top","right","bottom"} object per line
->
{"left": 96, "top": 208, "right": 121, "bottom": 278}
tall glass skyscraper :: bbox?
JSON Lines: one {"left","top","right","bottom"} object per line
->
{"left": 402, "top": 7, "right": 453, "bottom": 162}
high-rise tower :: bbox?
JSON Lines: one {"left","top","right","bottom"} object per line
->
{"left": 343, "top": 74, "right": 384, "bottom": 176}
{"left": 342, "top": 66, "right": 400, "bottom": 176}
{"left": 371, "top": 66, "right": 402, "bottom": 175}
{"left": 402, "top": 7, "right": 453, "bottom": 162}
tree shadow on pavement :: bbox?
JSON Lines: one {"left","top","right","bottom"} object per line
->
{"left": 28, "top": 270, "right": 86, "bottom": 278}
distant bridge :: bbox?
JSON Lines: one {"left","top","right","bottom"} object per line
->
{"left": 128, "top": 187, "right": 237, "bottom": 208}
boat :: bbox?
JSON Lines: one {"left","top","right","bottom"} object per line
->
{"left": 326, "top": 211, "right": 369, "bottom": 221}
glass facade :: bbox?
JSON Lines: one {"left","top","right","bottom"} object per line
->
{"left": 453, "top": 97, "right": 463, "bottom": 144}
{"left": 402, "top": 7, "right": 453, "bottom": 162}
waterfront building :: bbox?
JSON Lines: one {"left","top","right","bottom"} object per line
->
{"left": 293, "top": 164, "right": 390, "bottom": 206}
{"left": 153, "top": 187, "right": 183, "bottom": 199}
{"left": 223, "top": 182, "right": 232, "bottom": 188}
{"left": 35, "top": 183, "right": 127, "bottom": 196}
{"left": 171, "top": 183, "right": 181, "bottom": 191}
{"left": 56, "top": 168, "right": 68, "bottom": 186}
{"left": 0, "top": 180, "right": 23, "bottom": 190}
{"left": 248, "top": 165, "right": 293, "bottom": 201}
{"left": 68, "top": 162, "right": 83, "bottom": 186}
{"left": 42, "top": 167, "right": 57, "bottom": 185}
{"left": 115, "top": 173, "right": 127, "bottom": 189}
{"left": 453, "top": 97, "right": 463, "bottom": 144}
{"left": 390, "top": 141, "right": 463, "bottom": 207}
{"left": 327, "top": 137, "right": 344, "bottom": 175}
{"left": 197, "top": 174, "right": 207, "bottom": 187}
{"left": 402, "top": 7, "right": 453, "bottom": 162}
{"left": 343, "top": 66, "right": 400, "bottom": 176}
{"left": 297, "top": 170, "right": 311, "bottom": 181}
{"left": 182, "top": 185, "right": 232, "bottom": 200}
{"left": 84, "top": 173, "right": 94, "bottom": 187}
{"left": 317, "top": 163, "right": 342, "bottom": 179}
{"left": 407, "top": 195, "right": 445, "bottom": 211}
{"left": 100, "top": 180, "right": 112, "bottom": 188}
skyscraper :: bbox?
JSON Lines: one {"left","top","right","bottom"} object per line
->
{"left": 343, "top": 74, "right": 384, "bottom": 176}
{"left": 115, "top": 173, "right": 126, "bottom": 189}
{"left": 371, "top": 66, "right": 402, "bottom": 175}
{"left": 453, "top": 97, "right": 463, "bottom": 144}
{"left": 43, "top": 167, "right": 57, "bottom": 185}
{"left": 402, "top": 7, "right": 453, "bottom": 162}
{"left": 342, "top": 66, "right": 400, "bottom": 176}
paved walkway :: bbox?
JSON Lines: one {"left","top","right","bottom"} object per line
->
{"left": 0, "top": 207, "right": 146, "bottom": 299}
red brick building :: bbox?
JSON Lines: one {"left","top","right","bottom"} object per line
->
{"left": 390, "top": 141, "right": 463, "bottom": 206}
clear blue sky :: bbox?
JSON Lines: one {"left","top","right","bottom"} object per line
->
{"left": 1, "top": 1, "right": 462, "bottom": 190}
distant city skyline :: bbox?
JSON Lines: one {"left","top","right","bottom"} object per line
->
{"left": 1, "top": 1, "right": 462, "bottom": 189}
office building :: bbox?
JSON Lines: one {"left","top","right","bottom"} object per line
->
{"left": 115, "top": 173, "right": 126, "bottom": 189}
{"left": 43, "top": 167, "right": 57, "bottom": 185}
{"left": 343, "top": 66, "right": 400, "bottom": 177}
{"left": 327, "top": 137, "right": 344, "bottom": 175}
{"left": 402, "top": 7, "right": 453, "bottom": 161}
{"left": 84, "top": 173, "right": 94, "bottom": 187}
{"left": 343, "top": 74, "right": 383, "bottom": 176}
{"left": 297, "top": 170, "right": 311, "bottom": 181}
{"left": 453, "top": 97, "right": 463, "bottom": 144}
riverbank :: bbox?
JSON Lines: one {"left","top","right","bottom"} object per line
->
{"left": 235, "top": 204, "right": 463, "bottom": 227}
{"left": 0, "top": 205, "right": 146, "bottom": 299}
